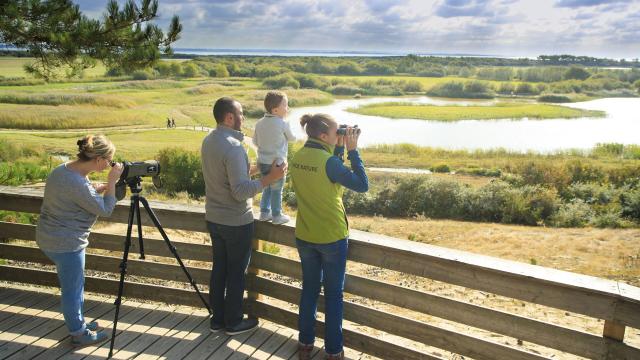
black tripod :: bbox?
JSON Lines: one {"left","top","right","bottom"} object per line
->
{"left": 108, "top": 177, "right": 212, "bottom": 358}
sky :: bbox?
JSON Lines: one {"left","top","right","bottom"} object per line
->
{"left": 76, "top": 0, "right": 640, "bottom": 59}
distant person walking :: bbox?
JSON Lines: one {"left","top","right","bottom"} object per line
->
{"left": 201, "top": 97, "right": 287, "bottom": 335}
{"left": 252, "top": 91, "right": 297, "bottom": 224}
{"left": 36, "top": 134, "right": 124, "bottom": 347}
{"left": 290, "top": 114, "right": 368, "bottom": 360}
{"left": 167, "top": 117, "right": 171, "bottom": 128}
{"left": 171, "top": 118, "right": 176, "bottom": 128}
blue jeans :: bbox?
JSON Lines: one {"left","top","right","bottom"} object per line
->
{"left": 43, "top": 249, "right": 87, "bottom": 336}
{"left": 259, "top": 163, "right": 285, "bottom": 217}
{"left": 207, "top": 221, "right": 254, "bottom": 328}
{"left": 296, "top": 238, "right": 348, "bottom": 355}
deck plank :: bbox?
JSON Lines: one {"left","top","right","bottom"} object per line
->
{"left": 132, "top": 311, "right": 207, "bottom": 360}
{"left": 0, "top": 285, "right": 372, "bottom": 360}
{"left": 0, "top": 298, "right": 100, "bottom": 357}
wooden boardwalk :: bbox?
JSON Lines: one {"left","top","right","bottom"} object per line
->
{"left": 0, "top": 283, "right": 369, "bottom": 360}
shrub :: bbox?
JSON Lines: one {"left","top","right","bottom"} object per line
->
{"left": 327, "top": 84, "right": 364, "bottom": 95}
{"left": 181, "top": 63, "right": 199, "bottom": 78}
{"left": 402, "top": 80, "right": 423, "bottom": 92}
{"left": 210, "top": 64, "right": 230, "bottom": 78}
{"left": 336, "top": 63, "right": 363, "bottom": 75}
{"left": 564, "top": 66, "right": 591, "bottom": 81}
{"left": 294, "top": 74, "right": 331, "bottom": 89}
{"left": 497, "top": 83, "right": 515, "bottom": 95}
{"left": 131, "top": 70, "right": 152, "bottom": 80}
{"left": 156, "top": 148, "right": 204, "bottom": 198}
{"left": 514, "top": 83, "right": 539, "bottom": 95}
{"left": 538, "top": 94, "right": 571, "bottom": 103}
{"left": 590, "top": 210, "right": 628, "bottom": 228}
{"left": 549, "top": 199, "right": 594, "bottom": 227}
{"left": 427, "top": 81, "right": 494, "bottom": 99}
{"left": 262, "top": 74, "right": 300, "bottom": 89}
{"left": 565, "top": 182, "right": 618, "bottom": 205}
{"left": 621, "top": 188, "right": 640, "bottom": 220}
{"left": 431, "top": 164, "right": 451, "bottom": 173}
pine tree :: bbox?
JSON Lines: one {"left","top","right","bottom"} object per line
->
{"left": 0, "top": 0, "right": 182, "bottom": 80}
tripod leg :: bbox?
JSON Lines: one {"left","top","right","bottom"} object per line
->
{"left": 135, "top": 198, "right": 145, "bottom": 259}
{"left": 138, "top": 196, "right": 213, "bottom": 315}
{"left": 108, "top": 196, "right": 137, "bottom": 358}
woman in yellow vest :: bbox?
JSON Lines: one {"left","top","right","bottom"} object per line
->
{"left": 290, "top": 114, "right": 368, "bottom": 360}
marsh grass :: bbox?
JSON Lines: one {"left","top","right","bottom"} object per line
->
{"left": 0, "top": 93, "right": 136, "bottom": 107}
{"left": 349, "top": 102, "right": 605, "bottom": 121}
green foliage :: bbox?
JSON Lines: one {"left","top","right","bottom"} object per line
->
{"left": 181, "top": 63, "right": 199, "bottom": 78}
{"left": 514, "top": 83, "right": 540, "bottom": 95}
{"left": 621, "top": 188, "right": 640, "bottom": 221}
{"left": 549, "top": 200, "right": 594, "bottom": 227}
{"left": 131, "top": 70, "right": 153, "bottom": 80}
{"left": 0, "top": 0, "right": 182, "bottom": 80}
{"left": 0, "top": 211, "right": 38, "bottom": 224}
{"left": 210, "top": 64, "right": 229, "bottom": 78}
{"left": 327, "top": 84, "right": 363, "bottom": 95}
{"left": 564, "top": 66, "right": 592, "bottom": 81}
{"left": 538, "top": 94, "right": 571, "bottom": 103}
{"left": 634, "top": 79, "right": 640, "bottom": 93}
{"left": 156, "top": 148, "right": 204, "bottom": 197}
{"left": 431, "top": 164, "right": 451, "bottom": 173}
{"left": 262, "top": 74, "right": 300, "bottom": 89}
{"left": 427, "top": 81, "right": 494, "bottom": 99}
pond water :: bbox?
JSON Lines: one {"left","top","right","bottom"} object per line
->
{"left": 287, "top": 97, "right": 640, "bottom": 152}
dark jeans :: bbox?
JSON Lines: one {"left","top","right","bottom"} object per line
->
{"left": 207, "top": 221, "right": 254, "bottom": 328}
{"left": 296, "top": 237, "right": 348, "bottom": 355}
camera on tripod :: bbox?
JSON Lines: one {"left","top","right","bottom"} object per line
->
{"left": 113, "top": 160, "right": 162, "bottom": 200}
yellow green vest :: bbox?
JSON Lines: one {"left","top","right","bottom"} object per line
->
{"left": 290, "top": 139, "right": 348, "bottom": 244}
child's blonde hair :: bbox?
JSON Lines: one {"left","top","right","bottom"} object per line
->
{"left": 264, "top": 91, "right": 287, "bottom": 114}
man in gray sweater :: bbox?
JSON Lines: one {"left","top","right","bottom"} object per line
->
{"left": 202, "top": 97, "right": 286, "bottom": 335}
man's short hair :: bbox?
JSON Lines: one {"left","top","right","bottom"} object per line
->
{"left": 213, "top": 97, "right": 238, "bottom": 123}
{"left": 264, "top": 91, "right": 286, "bottom": 114}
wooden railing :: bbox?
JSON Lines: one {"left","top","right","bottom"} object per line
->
{"left": 1, "top": 185, "right": 639, "bottom": 360}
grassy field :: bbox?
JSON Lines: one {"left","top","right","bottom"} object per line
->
{"left": 348, "top": 101, "right": 605, "bottom": 121}
{"left": 0, "top": 57, "right": 108, "bottom": 78}
{"left": 0, "top": 129, "right": 207, "bottom": 160}
{"left": 358, "top": 143, "right": 640, "bottom": 172}
{"left": 323, "top": 74, "right": 535, "bottom": 93}
{"left": 0, "top": 73, "right": 331, "bottom": 130}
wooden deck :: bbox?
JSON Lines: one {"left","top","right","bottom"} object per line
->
{"left": 0, "top": 283, "right": 369, "bottom": 360}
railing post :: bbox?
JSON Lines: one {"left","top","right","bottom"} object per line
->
{"left": 603, "top": 319, "right": 626, "bottom": 359}
{"left": 247, "top": 232, "right": 263, "bottom": 320}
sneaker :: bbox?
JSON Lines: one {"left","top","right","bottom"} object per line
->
{"left": 272, "top": 214, "right": 290, "bottom": 225}
{"left": 86, "top": 321, "right": 99, "bottom": 331}
{"left": 225, "top": 318, "right": 259, "bottom": 336}
{"left": 210, "top": 320, "right": 224, "bottom": 333}
{"left": 325, "top": 351, "right": 344, "bottom": 360}
{"left": 71, "top": 329, "right": 109, "bottom": 348}
{"left": 259, "top": 212, "right": 272, "bottom": 221}
{"left": 298, "top": 342, "right": 314, "bottom": 360}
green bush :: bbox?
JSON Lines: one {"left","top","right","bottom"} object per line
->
{"left": 156, "top": 148, "right": 204, "bottom": 198}
{"left": 431, "top": 164, "right": 451, "bottom": 173}
{"left": 549, "top": 199, "right": 594, "bottom": 227}
{"left": 565, "top": 182, "right": 618, "bottom": 205}
{"left": 262, "top": 74, "right": 300, "bottom": 89}
{"left": 327, "top": 84, "right": 364, "bottom": 95}
{"left": 564, "top": 66, "right": 591, "bottom": 81}
{"left": 427, "top": 81, "right": 494, "bottom": 99}
{"left": 294, "top": 74, "right": 331, "bottom": 90}
{"left": 621, "top": 188, "right": 640, "bottom": 221}
{"left": 590, "top": 209, "right": 628, "bottom": 228}
{"left": 131, "top": 70, "right": 152, "bottom": 80}
{"left": 538, "top": 94, "right": 571, "bottom": 103}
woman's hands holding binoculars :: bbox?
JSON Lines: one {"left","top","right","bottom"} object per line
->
{"left": 337, "top": 126, "right": 361, "bottom": 151}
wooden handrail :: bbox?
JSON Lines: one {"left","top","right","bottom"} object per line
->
{"left": 1, "top": 185, "right": 639, "bottom": 359}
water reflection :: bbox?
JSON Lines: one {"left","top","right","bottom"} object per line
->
{"left": 287, "top": 97, "right": 639, "bottom": 152}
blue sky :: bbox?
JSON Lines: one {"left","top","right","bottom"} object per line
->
{"left": 76, "top": 0, "right": 640, "bottom": 58}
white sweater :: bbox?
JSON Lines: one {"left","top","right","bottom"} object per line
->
{"left": 252, "top": 113, "right": 297, "bottom": 164}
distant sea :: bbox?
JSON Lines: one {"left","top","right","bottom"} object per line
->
{"left": 173, "top": 48, "right": 506, "bottom": 58}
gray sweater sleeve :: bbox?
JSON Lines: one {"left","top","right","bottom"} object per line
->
{"left": 73, "top": 181, "right": 117, "bottom": 217}
{"left": 225, "top": 146, "right": 263, "bottom": 201}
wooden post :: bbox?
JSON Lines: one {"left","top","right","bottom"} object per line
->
{"left": 603, "top": 320, "right": 625, "bottom": 341}
{"left": 247, "top": 232, "right": 263, "bottom": 320}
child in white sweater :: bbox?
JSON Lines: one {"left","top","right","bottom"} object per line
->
{"left": 253, "top": 91, "right": 296, "bottom": 224}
